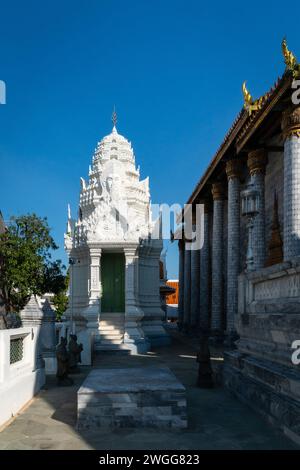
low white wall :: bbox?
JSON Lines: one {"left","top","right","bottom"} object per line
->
{"left": 0, "top": 327, "right": 45, "bottom": 427}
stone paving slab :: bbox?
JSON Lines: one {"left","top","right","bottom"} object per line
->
{"left": 79, "top": 366, "right": 186, "bottom": 393}
{"left": 77, "top": 366, "right": 187, "bottom": 430}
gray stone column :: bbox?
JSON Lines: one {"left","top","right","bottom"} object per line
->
{"left": 282, "top": 106, "right": 300, "bottom": 260}
{"left": 183, "top": 241, "right": 191, "bottom": 332}
{"left": 86, "top": 247, "right": 102, "bottom": 330}
{"left": 124, "top": 247, "right": 147, "bottom": 353}
{"left": 190, "top": 224, "right": 200, "bottom": 331}
{"left": 124, "top": 247, "right": 142, "bottom": 317}
{"left": 226, "top": 160, "right": 242, "bottom": 337}
{"left": 247, "top": 149, "right": 267, "bottom": 270}
{"left": 77, "top": 247, "right": 102, "bottom": 365}
{"left": 178, "top": 239, "right": 185, "bottom": 329}
{"left": 211, "top": 182, "right": 225, "bottom": 336}
{"left": 199, "top": 202, "right": 211, "bottom": 331}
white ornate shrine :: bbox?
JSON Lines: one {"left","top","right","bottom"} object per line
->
{"left": 64, "top": 119, "right": 169, "bottom": 363}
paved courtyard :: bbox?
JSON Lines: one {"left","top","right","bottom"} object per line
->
{"left": 0, "top": 332, "right": 297, "bottom": 450}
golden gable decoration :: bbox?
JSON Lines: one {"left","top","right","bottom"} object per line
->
{"left": 282, "top": 38, "right": 300, "bottom": 78}
{"left": 242, "top": 81, "right": 264, "bottom": 116}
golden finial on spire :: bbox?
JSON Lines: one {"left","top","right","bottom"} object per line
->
{"left": 112, "top": 105, "right": 117, "bottom": 128}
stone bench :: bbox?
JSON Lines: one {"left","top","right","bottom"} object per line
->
{"left": 77, "top": 366, "right": 187, "bottom": 429}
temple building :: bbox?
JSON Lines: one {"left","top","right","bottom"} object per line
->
{"left": 178, "top": 40, "right": 300, "bottom": 443}
{"left": 64, "top": 116, "right": 169, "bottom": 363}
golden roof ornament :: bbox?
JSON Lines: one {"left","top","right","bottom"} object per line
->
{"left": 282, "top": 38, "right": 300, "bottom": 78}
{"left": 242, "top": 81, "right": 252, "bottom": 107}
{"left": 242, "top": 81, "right": 263, "bottom": 115}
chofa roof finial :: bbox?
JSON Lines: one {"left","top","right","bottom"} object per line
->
{"left": 282, "top": 37, "right": 300, "bottom": 78}
{"left": 242, "top": 81, "right": 262, "bottom": 115}
{"left": 242, "top": 81, "right": 253, "bottom": 109}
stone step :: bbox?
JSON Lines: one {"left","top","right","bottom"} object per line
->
{"left": 99, "top": 329, "right": 124, "bottom": 335}
{"left": 100, "top": 326, "right": 124, "bottom": 331}
{"left": 93, "top": 349, "right": 131, "bottom": 357}
{"left": 99, "top": 324, "right": 124, "bottom": 329}
{"left": 93, "top": 344, "right": 131, "bottom": 356}
{"left": 100, "top": 314, "right": 125, "bottom": 320}
{"left": 99, "top": 315, "right": 125, "bottom": 322}
{"left": 98, "top": 339, "right": 124, "bottom": 345}
{"left": 99, "top": 334, "right": 124, "bottom": 340}
{"left": 99, "top": 324, "right": 124, "bottom": 332}
{"left": 99, "top": 327, "right": 124, "bottom": 330}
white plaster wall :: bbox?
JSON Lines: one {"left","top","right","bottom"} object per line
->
{"left": 0, "top": 327, "right": 45, "bottom": 427}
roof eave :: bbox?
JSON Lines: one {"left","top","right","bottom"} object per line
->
{"left": 186, "top": 71, "right": 292, "bottom": 205}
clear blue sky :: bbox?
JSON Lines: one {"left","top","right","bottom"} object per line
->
{"left": 0, "top": 0, "right": 299, "bottom": 277}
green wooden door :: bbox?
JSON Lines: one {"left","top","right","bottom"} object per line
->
{"left": 101, "top": 253, "right": 125, "bottom": 312}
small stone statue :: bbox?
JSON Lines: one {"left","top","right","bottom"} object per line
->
{"left": 68, "top": 334, "right": 83, "bottom": 373}
{"left": 56, "top": 337, "right": 73, "bottom": 386}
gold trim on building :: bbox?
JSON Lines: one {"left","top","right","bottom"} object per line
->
{"left": 247, "top": 149, "right": 267, "bottom": 176}
{"left": 281, "top": 106, "right": 300, "bottom": 139}
{"left": 226, "top": 159, "right": 242, "bottom": 181}
{"left": 211, "top": 182, "right": 225, "bottom": 201}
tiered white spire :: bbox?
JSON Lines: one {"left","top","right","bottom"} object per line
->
{"left": 65, "top": 115, "right": 153, "bottom": 250}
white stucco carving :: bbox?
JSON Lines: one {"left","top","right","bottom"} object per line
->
{"left": 65, "top": 126, "right": 153, "bottom": 249}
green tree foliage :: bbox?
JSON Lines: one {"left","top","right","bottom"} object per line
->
{"left": 0, "top": 214, "right": 66, "bottom": 313}
{"left": 52, "top": 291, "right": 69, "bottom": 321}
{"left": 52, "top": 270, "right": 69, "bottom": 321}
